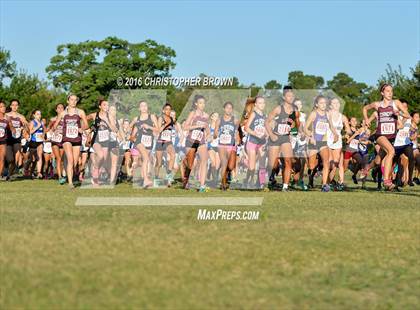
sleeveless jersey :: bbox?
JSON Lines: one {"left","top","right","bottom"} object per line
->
{"left": 376, "top": 101, "right": 397, "bottom": 139}
{"left": 248, "top": 111, "right": 266, "bottom": 145}
{"left": 219, "top": 115, "right": 236, "bottom": 146}
{"left": 62, "top": 108, "right": 82, "bottom": 143}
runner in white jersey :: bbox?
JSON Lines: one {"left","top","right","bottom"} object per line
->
{"left": 290, "top": 99, "right": 308, "bottom": 191}
{"left": 393, "top": 100, "right": 416, "bottom": 187}
{"left": 48, "top": 103, "right": 66, "bottom": 184}
{"left": 327, "top": 98, "right": 348, "bottom": 190}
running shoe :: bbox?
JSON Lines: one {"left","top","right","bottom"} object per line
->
{"left": 321, "top": 184, "right": 330, "bottom": 192}
{"left": 352, "top": 174, "right": 358, "bottom": 184}
{"left": 198, "top": 186, "right": 207, "bottom": 193}
{"left": 298, "top": 180, "right": 308, "bottom": 191}
{"left": 413, "top": 177, "right": 420, "bottom": 185}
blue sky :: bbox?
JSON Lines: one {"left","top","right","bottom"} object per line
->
{"left": 1, "top": 0, "right": 419, "bottom": 87}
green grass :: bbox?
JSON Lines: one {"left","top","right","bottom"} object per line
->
{"left": 1, "top": 179, "right": 419, "bottom": 309}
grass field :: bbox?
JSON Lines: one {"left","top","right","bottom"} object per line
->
{"left": 1, "top": 179, "right": 419, "bottom": 309}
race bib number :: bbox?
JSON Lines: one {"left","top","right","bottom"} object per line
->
{"left": 12, "top": 127, "right": 21, "bottom": 139}
{"left": 141, "top": 135, "right": 152, "bottom": 147}
{"left": 315, "top": 121, "right": 328, "bottom": 135}
{"left": 191, "top": 129, "right": 203, "bottom": 141}
{"left": 349, "top": 139, "right": 359, "bottom": 149}
{"left": 161, "top": 130, "right": 171, "bottom": 141}
{"left": 276, "top": 124, "right": 290, "bottom": 135}
{"left": 98, "top": 130, "right": 109, "bottom": 142}
{"left": 398, "top": 130, "right": 409, "bottom": 139}
{"left": 0, "top": 127, "right": 5, "bottom": 138}
{"left": 35, "top": 132, "right": 44, "bottom": 142}
{"left": 255, "top": 125, "right": 266, "bottom": 137}
{"left": 380, "top": 123, "right": 395, "bottom": 135}
{"left": 220, "top": 133, "right": 232, "bottom": 144}
{"left": 51, "top": 132, "right": 63, "bottom": 143}
{"left": 43, "top": 142, "right": 52, "bottom": 153}
{"left": 66, "top": 124, "right": 79, "bottom": 139}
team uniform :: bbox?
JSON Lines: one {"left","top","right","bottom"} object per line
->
{"left": 28, "top": 120, "right": 44, "bottom": 149}
{"left": 308, "top": 112, "right": 329, "bottom": 150}
{"left": 327, "top": 113, "right": 343, "bottom": 149}
{"left": 62, "top": 108, "right": 82, "bottom": 146}
{"left": 156, "top": 117, "right": 174, "bottom": 151}
{"left": 0, "top": 117, "right": 8, "bottom": 145}
{"left": 268, "top": 106, "right": 297, "bottom": 146}
{"left": 92, "top": 112, "right": 111, "bottom": 148}
{"left": 218, "top": 115, "right": 237, "bottom": 152}
{"left": 375, "top": 101, "right": 398, "bottom": 143}
{"left": 51, "top": 118, "right": 64, "bottom": 149}
{"left": 134, "top": 114, "right": 154, "bottom": 150}
{"left": 186, "top": 114, "right": 208, "bottom": 149}
{"left": 246, "top": 112, "right": 266, "bottom": 151}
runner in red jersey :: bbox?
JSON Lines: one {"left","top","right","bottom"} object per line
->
{"left": 363, "top": 84, "right": 410, "bottom": 190}
{"left": 0, "top": 100, "right": 9, "bottom": 178}
{"left": 52, "top": 94, "right": 88, "bottom": 189}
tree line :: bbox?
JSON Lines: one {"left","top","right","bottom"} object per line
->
{"left": 0, "top": 36, "right": 419, "bottom": 120}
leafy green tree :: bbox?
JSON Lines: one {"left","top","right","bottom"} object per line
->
{"left": 6, "top": 71, "right": 64, "bottom": 118}
{"left": 264, "top": 80, "right": 282, "bottom": 90}
{"left": 46, "top": 37, "right": 176, "bottom": 112}
{"left": 374, "top": 63, "right": 420, "bottom": 112}
{"left": 288, "top": 71, "right": 324, "bottom": 89}
{"left": 0, "top": 47, "right": 16, "bottom": 86}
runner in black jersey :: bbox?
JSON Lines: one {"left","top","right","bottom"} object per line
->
{"left": 214, "top": 101, "right": 240, "bottom": 190}
{"left": 130, "top": 100, "right": 158, "bottom": 188}
{"left": 266, "top": 86, "right": 299, "bottom": 191}
{"left": 155, "top": 103, "right": 176, "bottom": 186}
{"left": 87, "top": 99, "right": 113, "bottom": 186}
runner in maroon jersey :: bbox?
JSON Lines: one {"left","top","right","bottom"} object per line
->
{"left": 6, "top": 99, "right": 28, "bottom": 180}
{"left": 52, "top": 94, "right": 88, "bottom": 189}
{"left": 363, "top": 84, "right": 410, "bottom": 190}
{"left": 48, "top": 103, "right": 66, "bottom": 184}
{"left": 0, "top": 100, "right": 9, "bottom": 178}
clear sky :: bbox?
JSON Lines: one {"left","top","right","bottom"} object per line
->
{"left": 1, "top": 0, "right": 419, "bottom": 87}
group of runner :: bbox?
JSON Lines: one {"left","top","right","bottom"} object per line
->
{"left": 0, "top": 84, "right": 419, "bottom": 192}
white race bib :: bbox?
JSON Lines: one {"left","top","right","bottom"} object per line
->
{"left": 161, "top": 130, "right": 172, "bottom": 141}
{"left": 220, "top": 133, "right": 232, "bottom": 144}
{"left": 141, "top": 135, "right": 152, "bottom": 147}
{"left": 349, "top": 139, "right": 359, "bottom": 150}
{"left": 97, "top": 130, "right": 109, "bottom": 142}
{"left": 35, "top": 132, "right": 44, "bottom": 142}
{"left": 276, "top": 124, "right": 290, "bottom": 135}
{"left": 51, "top": 132, "right": 63, "bottom": 143}
{"left": 380, "top": 123, "right": 395, "bottom": 135}
{"left": 315, "top": 121, "right": 328, "bottom": 135}
{"left": 66, "top": 124, "right": 78, "bottom": 139}
{"left": 43, "top": 142, "right": 52, "bottom": 153}
{"left": 0, "top": 127, "right": 5, "bottom": 138}
{"left": 191, "top": 129, "right": 203, "bottom": 141}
